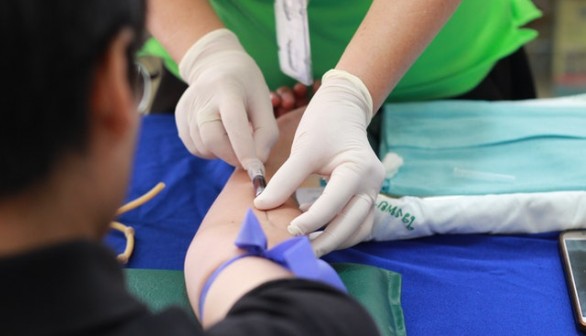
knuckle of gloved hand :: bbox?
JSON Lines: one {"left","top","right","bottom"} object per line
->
{"left": 371, "top": 159, "right": 386, "bottom": 182}
{"left": 176, "top": 89, "right": 196, "bottom": 114}
{"left": 347, "top": 156, "right": 384, "bottom": 193}
{"left": 177, "top": 129, "right": 191, "bottom": 148}
{"left": 266, "top": 125, "right": 279, "bottom": 145}
{"left": 194, "top": 67, "right": 225, "bottom": 85}
{"left": 358, "top": 151, "right": 385, "bottom": 178}
{"left": 357, "top": 192, "right": 376, "bottom": 205}
{"left": 201, "top": 132, "right": 222, "bottom": 150}
{"left": 265, "top": 134, "right": 279, "bottom": 158}
{"left": 176, "top": 125, "right": 198, "bottom": 154}
{"left": 256, "top": 135, "right": 277, "bottom": 163}
{"left": 213, "top": 82, "right": 244, "bottom": 102}
{"left": 199, "top": 67, "right": 245, "bottom": 91}
{"left": 313, "top": 246, "right": 327, "bottom": 258}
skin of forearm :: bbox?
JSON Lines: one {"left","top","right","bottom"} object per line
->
{"left": 336, "top": 0, "right": 462, "bottom": 110}
{"left": 147, "top": 0, "right": 224, "bottom": 62}
{"left": 184, "top": 110, "right": 306, "bottom": 327}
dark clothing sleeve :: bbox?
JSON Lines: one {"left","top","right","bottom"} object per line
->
{"left": 118, "top": 279, "right": 380, "bottom": 336}
{"left": 206, "top": 279, "right": 380, "bottom": 336}
{"left": 116, "top": 278, "right": 380, "bottom": 336}
{"left": 0, "top": 241, "right": 378, "bottom": 336}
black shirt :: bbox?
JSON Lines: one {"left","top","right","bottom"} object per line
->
{"left": 0, "top": 241, "right": 379, "bottom": 336}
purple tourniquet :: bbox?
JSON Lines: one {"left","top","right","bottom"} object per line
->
{"left": 198, "top": 208, "right": 346, "bottom": 319}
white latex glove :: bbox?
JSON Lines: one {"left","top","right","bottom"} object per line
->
{"left": 254, "top": 69, "right": 386, "bottom": 257}
{"left": 176, "top": 28, "right": 278, "bottom": 169}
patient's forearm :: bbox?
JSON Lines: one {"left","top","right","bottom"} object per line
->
{"left": 184, "top": 109, "right": 305, "bottom": 327}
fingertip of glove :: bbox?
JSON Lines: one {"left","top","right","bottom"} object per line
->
{"left": 311, "top": 244, "right": 328, "bottom": 258}
{"left": 253, "top": 194, "right": 275, "bottom": 210}
{"left": 311, "top": 236, "right": 336, "bottom": 258}
{"left": 287, "top": 224, "right": 304, "bottom": 236}
{"left": 298, "top": 202, "right": 312, "bottom": 212}
{"left": 253, "top": 196, "right": 266, "bottom": 209}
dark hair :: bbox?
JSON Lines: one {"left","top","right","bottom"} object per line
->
{"left": 0, "top": 0, "right": 146, "bottom": 198}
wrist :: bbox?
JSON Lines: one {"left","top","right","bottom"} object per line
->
{"left": 322, "top": 69, "right": 374, "bottom": 123}
{"left": 179, "top": 28, "right": 245, "bottom": 83}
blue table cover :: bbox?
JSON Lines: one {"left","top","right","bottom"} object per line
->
{"left": 106, "top": 114, "right": 579, "bottom": 335}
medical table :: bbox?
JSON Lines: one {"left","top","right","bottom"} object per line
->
{"left": 107, "top": 95, "right": 586, "bottom": 335}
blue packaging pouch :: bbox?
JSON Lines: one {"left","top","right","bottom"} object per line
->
{"left": 380, "top": 95, "right": 586, "bottom": 196}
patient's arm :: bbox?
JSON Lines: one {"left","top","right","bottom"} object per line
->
{"left": 184, "top": 108, "right": 307, "bottom": 327}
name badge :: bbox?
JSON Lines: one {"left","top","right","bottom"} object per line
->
{"left": 274, "top": 0, "right": 313, "bottom": 85}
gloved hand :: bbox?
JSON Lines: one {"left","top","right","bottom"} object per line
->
{"left": 254, "top": 69, "right": 385, "bottom": 257}
{"left": 176, "top": 28, "right": 278, "bottom": 169}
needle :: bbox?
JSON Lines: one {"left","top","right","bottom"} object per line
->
{"left": 246, "top": 159, "right": 267, "bottom": 197}
{"left": 252, "top": 174, "right": 267, "bottom": 197}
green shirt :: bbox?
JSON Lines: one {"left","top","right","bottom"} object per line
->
{"left": 142, "top": 0, "right": 541, "bottom": 102}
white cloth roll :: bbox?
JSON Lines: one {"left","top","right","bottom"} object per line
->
{"left": 371, "top": 191, "right": 586, "bottom": 241}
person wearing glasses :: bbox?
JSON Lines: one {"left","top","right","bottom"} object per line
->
{"left": 0, "top": 1, "right": 379, "bottom": 335}
{"left": 145, "top": 0, "right": 542, "bottom": 257}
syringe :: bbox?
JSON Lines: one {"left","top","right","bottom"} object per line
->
{"left": 246, "top": 160, "right": 267, "bottom": 197}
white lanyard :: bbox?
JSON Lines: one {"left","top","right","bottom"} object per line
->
{"left": 274, "top": 0, "right": 313, "bottom": 85}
